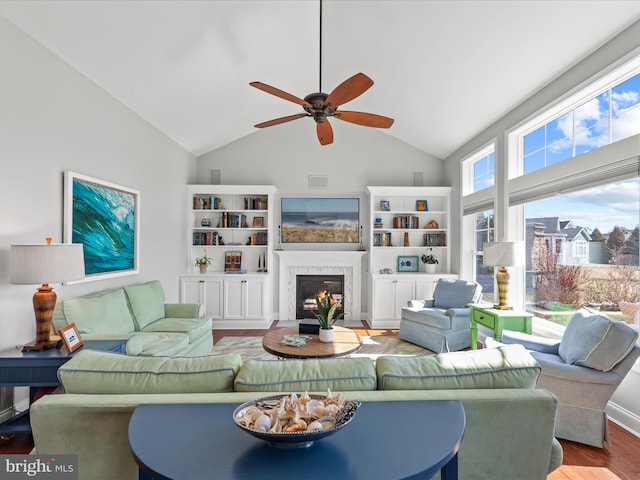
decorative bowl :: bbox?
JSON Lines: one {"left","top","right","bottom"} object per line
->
{"left": 232, "top": 393, "right": 360, "bottom": 448}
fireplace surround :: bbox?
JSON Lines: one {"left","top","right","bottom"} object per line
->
{"left": 275, "top": 251, "right": 365, "bottom": 325}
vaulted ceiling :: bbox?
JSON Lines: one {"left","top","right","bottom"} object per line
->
{"left": 1, "top": 1, "right": 639, "bottom": 159}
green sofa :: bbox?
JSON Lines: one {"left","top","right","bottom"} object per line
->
{"left": 52, "top": 280, "right": 213, "bottom": 357}
{"left": 31, "top": 344, "right": 562, "bottom": 480}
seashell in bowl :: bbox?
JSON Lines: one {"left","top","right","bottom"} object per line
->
{"left": 232, "top": 392, "right": 360, "bottom": 448}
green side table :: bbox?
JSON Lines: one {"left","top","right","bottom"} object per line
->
{"left": 470, "top": 304, "right": 533, "bottom": 349}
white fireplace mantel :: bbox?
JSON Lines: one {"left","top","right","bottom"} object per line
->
{"left": 275, "top": 251, "right": 365, "bottom": 325}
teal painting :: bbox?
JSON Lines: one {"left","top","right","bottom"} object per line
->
{"left": 65, "top": 172, "right": 139, "bottom": 280}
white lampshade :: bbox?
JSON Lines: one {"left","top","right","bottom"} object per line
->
{"left": 10, "top": 243, "right": 85, "bottom": 284}
{"left": 482, "top": 241, "right": 525, "bottom": 268}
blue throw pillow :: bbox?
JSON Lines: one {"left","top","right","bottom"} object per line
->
{"left": 559, "top": 309, "right": 638, "bottom": 371}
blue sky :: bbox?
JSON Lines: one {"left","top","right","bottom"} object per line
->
{"left": 525, "top": 178, "right": 640, "bottom": 234}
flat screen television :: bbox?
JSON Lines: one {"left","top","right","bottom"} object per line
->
{"left": 281, "top": 197, "right": 360, "bottom": 243}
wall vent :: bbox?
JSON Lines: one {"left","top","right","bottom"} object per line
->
{"left": 308, "top": 175, "right": 328, "bottom": 189}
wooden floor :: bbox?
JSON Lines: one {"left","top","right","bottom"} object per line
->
{"left": 1, "top": 322, "right": 638, "bottom": 480}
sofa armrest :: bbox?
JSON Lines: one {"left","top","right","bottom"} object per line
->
{"left": 501, "top": 330, "right": 560, "bottom": 355}
{"left": 164, "top": 303, "right": 203, "bottom": 318}
{"left": 407, "top": 299, "right": 435, "bottom": 308}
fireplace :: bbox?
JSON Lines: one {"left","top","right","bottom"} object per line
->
{"left": 275, "top": 251, "right": 365, "bottom": 324}
{"left": 296, "top": 274, "right": 344, "bottom": 319}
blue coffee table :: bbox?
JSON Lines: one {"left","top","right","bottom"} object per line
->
{"left": 129, "top": 400, "right": 465, "bottom": 480}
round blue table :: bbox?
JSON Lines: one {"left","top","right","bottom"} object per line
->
{"left": 129, "top": 400, "right": 465, "bottom": 480}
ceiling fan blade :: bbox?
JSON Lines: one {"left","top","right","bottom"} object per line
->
{"left": 324, "top": 73, "right": 374, "bottom": 108}
{"left": 317, "top": 120, "right": 334, "bottom": 145}
{"left": 334, "top": 111, "right": 394, "bottom": 128}
{"left": 250, "top": 82, "right": 312, "bottom": 108}
{"left": 254, "top": 113, "right": 308, "bottom": 128}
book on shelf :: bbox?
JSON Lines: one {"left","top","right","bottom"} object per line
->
{"left": 218, "top": 212, "right": 248, "bottom": 228}
{"left": 250, "top": 232, "right": 268, "bottom": 245}
{"left": 373, "top": 231, "right": 392, "bottom": 247}
{"left": 193, "top": 196, "right": 223, "bottom": 210}
{"left": 392, "top": 215, "right": 419, "bottom": 229}
{"left": 424, "top": 232, "right": 446, "bottom": 247}
{"left": 193, "top": 231, "right": 218, "bottom": 246}
{"left": 243, "top": 196, "right": 268, "bottom": 210}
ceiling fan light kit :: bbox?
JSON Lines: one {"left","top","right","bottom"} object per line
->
{"left": 250, "top": 1, "right": 393, "bottom": 145}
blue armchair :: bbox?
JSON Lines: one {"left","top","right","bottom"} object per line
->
{"left": 399, "top": 278, "right": 482, "bottom": 353}
{"left": 501, "top": 309, "right": 639, "bottom": 447}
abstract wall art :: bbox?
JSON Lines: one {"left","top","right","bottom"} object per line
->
{"left": 64, "top": 171, "right": 139, "bottom": 282}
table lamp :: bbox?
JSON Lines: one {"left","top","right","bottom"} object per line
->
{"left": 482, "top": 241, "right": 524, "bottom": 310}
{"left": 10, "top": 239, "right": 85, "bottom": 351}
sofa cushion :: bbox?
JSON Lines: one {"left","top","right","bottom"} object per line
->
{"left": 58, "top": 349, "right": 242, "bottom": 394}
{"left": 234, "top": 358, "right": 377, "bottom": 392}
{"left": 61, "top": 288, "right": 135, "bottom": 335}
{"left": 125, "top": 332, "right": 190, "bottom": 357}
{"left": 124, "top": 280, "right": 166, "bottom": 330}
{"left": 376, "top": 345, "right": 540, "bottom": 390}
{"left": 558, "top": 309, "right": 639, "bottom": 371}
{"left": 140, "top": 316, "right": 212, "bottom": 344}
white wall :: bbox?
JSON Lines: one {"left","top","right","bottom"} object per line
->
{"left": 442, "top": 19, "right": 640, "bottom": 437}
{"left": 0, "top": 17, "right": 197, "bottom": 357}
{"left": 196, "top": 116, "right": 444, "bottom": 317}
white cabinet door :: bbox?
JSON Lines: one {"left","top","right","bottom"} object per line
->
{"left": 180, "top": 277, "right": 223, "bottom": 319}
{"left": 373, "top": 277, "right": 415, "bottom": 321}
{"left": 202, "top": 278, "right": 223, "bottom": 320}
{"left": 393, "top": 279, "right": 415, "bottom": 319}
{"left": 223, "top": 277, "right": 266, "bottom": 320}
{"left": 244, "top": 277, "right": 266, "bottom": 320}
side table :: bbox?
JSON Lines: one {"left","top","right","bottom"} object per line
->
{"left": 0, "top": 339, "right": 125, "bottom": 434}
{"left": 470, "top": 304, "right": 533, "bottom": 349}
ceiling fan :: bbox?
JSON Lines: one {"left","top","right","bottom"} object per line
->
{"left": 249, "top": 1, "right": 394, "bottom": 146}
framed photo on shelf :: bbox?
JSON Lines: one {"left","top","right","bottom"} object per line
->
{"left": 58, "top": 323, "right": 84, "bottom": 353}
{"left": 416, "top": 200, "right": 428, "bottom": 211}
{"left": 380, "top": 200, "right": 390, "bottom": 211}
{"left": 224, "top": 251, "right": 242, "bottom": 271}
{"left": 252, "top": 216, "right": 264, "bottom": 227}
{"left": 397, "top": 255, "right": 419, "bottom": 273}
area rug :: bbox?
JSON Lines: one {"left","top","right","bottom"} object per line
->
{"left": 211, "top": 335, "right": 432, "bottom": 361}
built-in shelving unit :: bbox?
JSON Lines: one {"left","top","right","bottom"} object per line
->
{"left": 181, "top": 185, "right": 276, "bottom": 329}
{"left": 365, "top": 186, "right": 456, "bottom": 328}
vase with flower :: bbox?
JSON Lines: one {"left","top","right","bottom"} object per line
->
{"left": 421, "top": 248, "right": 439, "bottom": 274}
{"left": 314, "top": 290, "right": 343, "bottom": 342}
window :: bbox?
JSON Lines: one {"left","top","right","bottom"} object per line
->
{"left": 524, "top": 178, "right": 639, "bottom": 328}
{"left": 474, "top": 210, "right": 495, "bottom": 303}
{"left": 473, "top": 152, "right": 495, "bottom": 193}
{"left": 522, "top": 71, "right": 640, "bottom": 175}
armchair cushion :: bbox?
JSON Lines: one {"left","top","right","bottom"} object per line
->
{"left": 433, "top": 278, "right": 481, "bottom": 309}
{"left": 558, "top": 309, "right": 638, "bottom": 371}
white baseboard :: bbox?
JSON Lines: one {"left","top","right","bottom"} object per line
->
{"left": 607, "top": 401, "right": 640, "bottom": 438}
